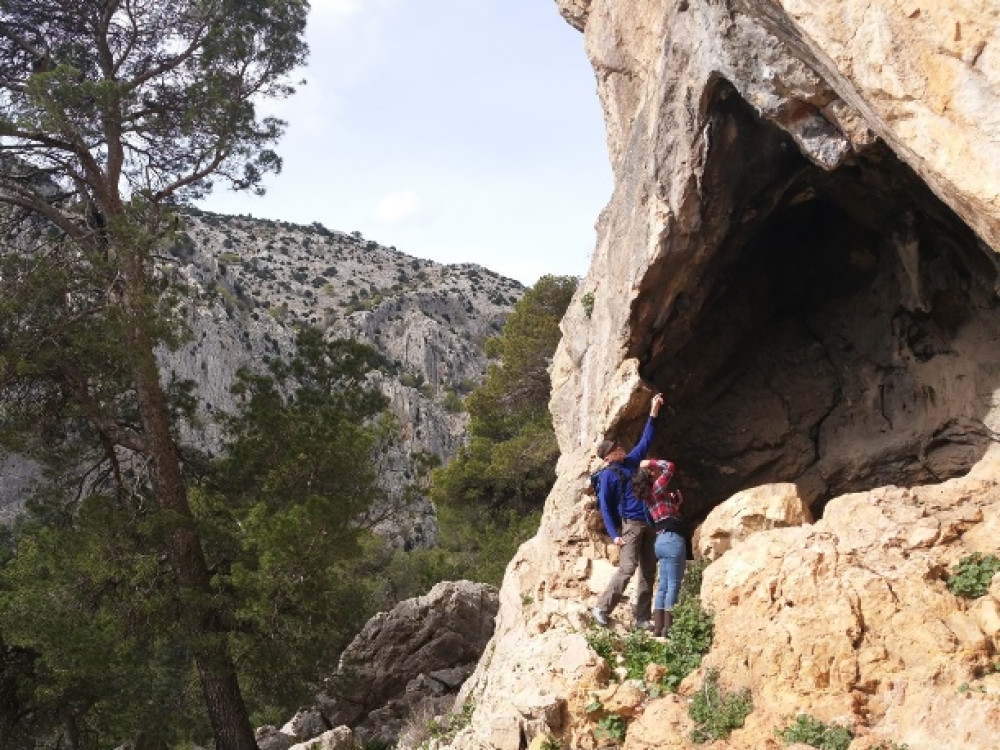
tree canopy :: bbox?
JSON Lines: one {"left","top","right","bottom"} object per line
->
{"left": 0, "top": 1, "right": 309, "bottom": 747}
{"left": 0, "top": 328, "right": 397, "bottom": 745}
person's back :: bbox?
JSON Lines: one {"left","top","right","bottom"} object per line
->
{"left": 632, "top": 457, "right": 686, "bottom": 637}
{"left": 591, "top": 393, "right": 664, "bottom": 629}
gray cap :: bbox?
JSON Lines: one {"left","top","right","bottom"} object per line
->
{"left": 596, "top": 439, "right": 616, "bottom": 459}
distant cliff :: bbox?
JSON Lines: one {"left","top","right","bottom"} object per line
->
{"left": 1, "top": 209, "right": 523, "bottom": 546}
{"left": 449, "top": 0, "right": 1000, "bottom": 748}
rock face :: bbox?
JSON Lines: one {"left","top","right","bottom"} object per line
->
{"left": 693, "top": 482, "right": 813, "bottom": 558}
{"left": 168, "top": 213, "right": 522, "bottom": 548}
{"left": 447, "top": 0, "right": 1000, "bottom": 748}
{"left": 295, "top": 580, "right": 499, "bottom": 748}
{"left": 694, "top": 450, "right": 1000, "bottom": 749}
{"left": 0, "top": 212, "right": 522, "bottom": 547}
{"left": 258, "top": 581, "right": 499, "bottom": 750}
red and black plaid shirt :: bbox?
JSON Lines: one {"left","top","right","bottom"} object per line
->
{"left": 645, "top": 459, "right": 682, "bottom": 523}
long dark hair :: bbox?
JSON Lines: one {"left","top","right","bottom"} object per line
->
{"left": 632, "top": 467, "right": 654, "bottom": 504}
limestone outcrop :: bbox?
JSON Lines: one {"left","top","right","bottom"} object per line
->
{"left": 0, "top": 212, "right": 522, "bottom": 548}
{"left": 695, "top": 448, "right": 1000, "bottom": 749}
{"left": 264, "top": 580, "right": 499, "bottom": 750}
{"left": 693, "top": 482, "right": 813, "bottom": 558}
{"left": 447, "top": 0, "right": 1000, "bottom": 747}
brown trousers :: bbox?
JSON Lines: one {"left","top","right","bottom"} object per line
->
{"left": 595, "top": 519, "right": 657, "bottom": 621}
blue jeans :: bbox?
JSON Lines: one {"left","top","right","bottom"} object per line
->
{"left": 654, "top": 531, "right": 686, "bottom": 610}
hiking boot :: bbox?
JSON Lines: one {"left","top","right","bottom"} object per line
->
{"left": 662, "top": 610, "right": 674, "bottom": 637}
{"left": 591, "top": 606, "right": 609, "bottom": 627}
{"left": 652, "top": 609, "right": 666, "bottom": 637}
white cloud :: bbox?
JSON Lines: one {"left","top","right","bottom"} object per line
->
{"left": 374, "top": 191, "right": 425, "bottom": 224}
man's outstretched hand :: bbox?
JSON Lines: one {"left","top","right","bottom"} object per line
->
{"left": 650, "top": 393, "right": 664, "bottom": 417}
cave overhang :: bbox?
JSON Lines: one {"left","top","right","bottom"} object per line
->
{"left": 620, "top": 79, "right": 1000, "bottom": 523}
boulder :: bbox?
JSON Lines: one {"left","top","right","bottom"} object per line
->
{"left": 321, "top": 580, "right": 498, "bottom": 729}
{"left": 287, "top": 727, "right": 356, "bottom": 750}
{"left": 694, "top": 482, "right": 814, "bottom": 559}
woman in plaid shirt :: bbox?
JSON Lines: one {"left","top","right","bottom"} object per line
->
{"left": 632, "top": 458, "right": 687, "bottom": 638}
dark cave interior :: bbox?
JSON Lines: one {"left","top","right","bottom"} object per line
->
{"left": 621, "top": 80, "right": 1000, "bottom": 525}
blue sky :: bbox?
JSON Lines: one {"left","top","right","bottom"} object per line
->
{"left": 197, "top": 0, "right": 612, "bottom": 286}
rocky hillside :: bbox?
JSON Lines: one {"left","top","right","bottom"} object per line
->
{"left": 446, "top": 0, "right": 1000, "bottom": 748}
{"left": 1, "top": 209, "right": 524, "bottom": 545}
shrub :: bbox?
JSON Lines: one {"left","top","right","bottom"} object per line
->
{"left": 947, "top": 553, "right": 1000, "bottom": 599}
{"left": 594, "top": 713, "right": 627, "bottom": 743}
{"left": 584, "top": 558, "right": 714, "bottom": 691}
{"left": 581, "top": 291, "right": 595, "bottom": 318}
{"left": 688, "top": 668, "right": 752, "bottom": 743}
{"left": 776, "top": 714, "right": 853, "bottom": 750}
{"left": 442, "top": 390, "right": 465, "bottom": 413}
{"left": 586, "top": 626, "right": 619, "bottom": 666}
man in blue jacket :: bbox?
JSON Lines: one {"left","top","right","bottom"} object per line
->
{"left": 592, "top": 392, "right": 664, "bottom": 629}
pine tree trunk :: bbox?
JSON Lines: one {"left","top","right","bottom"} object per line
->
{"left": 132, "top": 333, "right": 257, "bottom": 750}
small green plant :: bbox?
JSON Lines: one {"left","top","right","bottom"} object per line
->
{"left": 581, "top": 291, "right": 595, "bottom": 318}
{"left": 442, "top": 389, "right": 465, "bottom": 413}
{"left": 776, "top": 714, "right": 854, "bottom": 750}
{"left": 537, "top": 733, "right": 561, "bottom": 750}
{"left": 957, "top": 682, "right": 986, "bottom": 695}
{"left": 585, "top": 626, "right": 620, "bottom": 666}
{"left": 621, "top": 629, "right": 669, "bottom": 680}
{"left": 947, "top": 552, "right": 1000, "bottom": 599}
{"left": 427, "top": 699, "right": 475, "bottom": 742}
{"left": 594, "top": 712, "right": 627, "bottom": 743}
{"left": 584, "top": 558, "right": 714, "bottom": 691}
{"left": 688, "top": 669, "right": 753, "bottom": 743}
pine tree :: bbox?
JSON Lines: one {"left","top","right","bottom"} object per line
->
{"left": 430, "top": 275, "right": 577, "bottom": 583}
{"left": 0, "top": 2, "right": 308, "bottom": 747}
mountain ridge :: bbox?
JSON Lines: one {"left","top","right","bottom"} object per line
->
{"left": 1, "top": 208, "right": 527, "bottom": 547}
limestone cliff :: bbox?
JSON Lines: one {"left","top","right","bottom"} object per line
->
{"left": 168, "top": 212, "right": 523, "bottom": 549}
{"left": 450, "top": 1, "right": 1000, "bottom": 748}
{"left": 0, "top": 211, "right": 522, "bottom": 548}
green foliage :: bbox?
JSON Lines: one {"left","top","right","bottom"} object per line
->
{"left": 0, "top": 329, "right": 396, "bottom": 742}
{"left": 946, "top": 553, "right": 1000, "bottom": 599}
{"left": 594, "top": 713, "right": 627, "bottom": 743}
{"left": 776, "top": 714, "right": 854, "bottom": 750}
{"left": 0, "top": 1, "right": 309, "bottom": 745}
{"left": 688, "top": 669, "right": 753, "bottom": 744}
{"left": 427, "top": 700, "right": 475, "bottom": 743}
{"left": 442, "top": 389, "right": 465, "bottom": 413}
{"left": 586, "top": 627, "right": 620, "bottom": 666}
{"left": 467, "top": 276, "right": 576, "bottom": 444}
{"left": 433, "top": 500, "right": 542, "bottom": 586}
{"left": 584, "top": 559, "right": 714, "bottom": 691}
{"left": 581, "top": 291, "right": 595, "bottom": 318}
{"left": 430, "top": 276, "right": 575, "bottom": 584}
{"left": 0, "top": 493, "right": 213, "bottom": 747}
{"left": 196, "top": 328, "right": 393, "bottom": 720}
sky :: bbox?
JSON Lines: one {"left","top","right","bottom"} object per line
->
{"left": 196, "top": 0, "right": 613, "bottom": 286}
